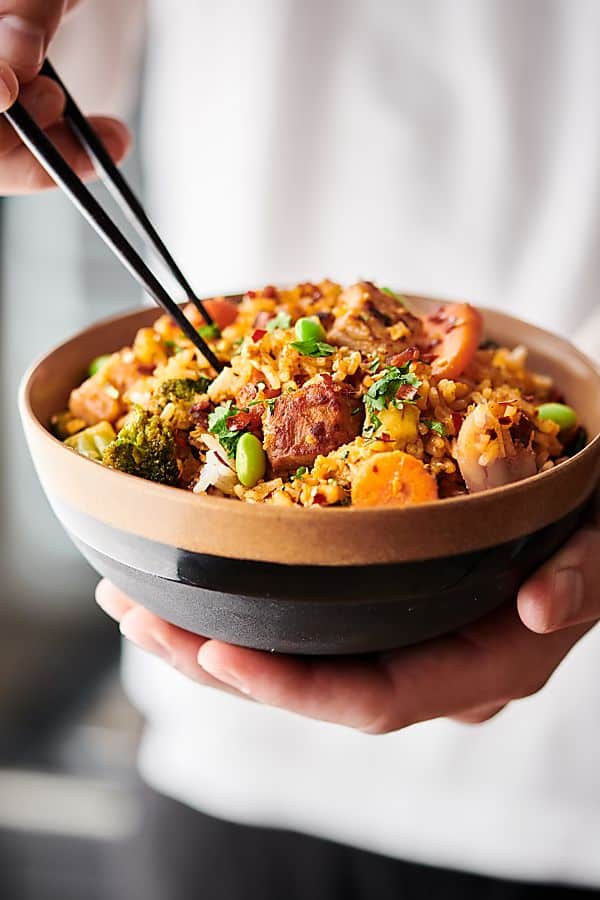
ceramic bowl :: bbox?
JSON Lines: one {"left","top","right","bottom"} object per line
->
{"left": 20, "top": 298, "right": 600, "bottom": 655}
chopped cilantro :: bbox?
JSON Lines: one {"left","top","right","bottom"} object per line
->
{"left": 290, "top": 339, "right": 335, "bottom": 358}
{"left": 246, "top": 396, "right": 278, "bottom": 412}
{"left": 362, "top": 364, "right": 422, "bottom": 436}
{"left": 267, "top": 312, "right": 292, "bottom": 332}
{"left": 198, "top": 323, "right": 221, "bottom": 340}
{"left": 292, "top": 466, "right": 307, "bottom": 480}
{"left": 368, "top": 356, "right": 381, "bottom": 375}
{"left": 208, "top": 402, "right": 244, "bottom": 457}
{"left": 422, "top": 419, "right": 447, "bottom": 436}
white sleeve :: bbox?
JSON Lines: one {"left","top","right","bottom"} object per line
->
{"left": 574, "top": 307, "right": 600, "bottom": 363}
{"left": 49, "top": 0, "right": 146, "bottom": 117}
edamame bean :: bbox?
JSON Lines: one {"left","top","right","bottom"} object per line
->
{"left": 537, "top": 402, "right": 577, "bottom": 432}
{"left": 294, "top": 316, "right": 326, "bottom": 343}
{"left": 235, "top": 432, "right": 267, "bottom": 487}
{"left": 88, "top": 354, "right": 112, "bottom": 377}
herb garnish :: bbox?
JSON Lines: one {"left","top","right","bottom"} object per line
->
{"left": 422, "top": 419, "right": 447, "bottom": 436}
{"left": 208, "top": 402, "right": 244, "bottom": 457}
{"left": 290, "top": 339, "right": 335, "bottom": 358}
{"left": 198, "top": 323, "right": 221, "bottom": 340}
{"left": 362, "top": 364, "right": 422, "bottom": 436}
{"left": 267, "top": 312, "right": 292, "bottom": 332}
{"left": 292, "top": 466, "right": 307, "bottom": 480}
{"left": 381, "top": 287, "right": 406, "bottom": 303}
{"left": 368, "top": 356, "right": 381, "bottom": 375}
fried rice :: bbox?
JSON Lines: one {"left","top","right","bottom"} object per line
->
{"left": 53, "top": 281, "right": 584, "bottom": 508}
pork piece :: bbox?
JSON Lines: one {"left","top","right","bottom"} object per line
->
{"left": 264, "top": 379, "right": 362, "bottom": 474}
{"left": 328, "top": 282, "right": 422, "bottom": 353}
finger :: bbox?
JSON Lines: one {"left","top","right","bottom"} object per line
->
{"left": 198, "top": 604, "right": 590, "bottom": 733}
{"left": 0, "top": 74, "right": 64, "bottom": 154}
{"left": 95, "top": 579, "right": 137, "bottom": 622}
{"left": 118, "top": 606, "right": 250, "bottom": 699}
{"left": 518, "top": 523, "right": 600, "bottom": 633}
{"left": 0, "top": 1, "right": 66, "bottom": 82}
{"left": 0, "top": 58, "right": 18, "bottom": 109}
{"left": 0, "top": 115, "right": 131, "bottom": 194}
{"left": 451, "top": 702, "right": 507, "bottom": 725}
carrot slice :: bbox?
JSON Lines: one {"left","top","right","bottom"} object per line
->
{"left": 421, "top": 302, "right": 483, "bottom": 380}
{"left": 351, "top": 451, "right": 438, "bottom": 507}
{"left": 202, "top": 297, "right": 239, "bottom": 330}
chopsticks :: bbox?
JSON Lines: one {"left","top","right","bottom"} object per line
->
{"left": 41, "top": 60, "right": 214, "bottom": 329}
{"left": 3, "top": 73, "right": 223, "bottom": 374}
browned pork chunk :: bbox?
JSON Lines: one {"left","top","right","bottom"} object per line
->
{"left": 263, "top": 378, "right": 362, "bottom": 474}
{"left": 327, "top": 282, "right": 422, "bottom": 354}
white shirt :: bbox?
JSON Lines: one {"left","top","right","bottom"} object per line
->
{"left": 61, "top": 0, "right": 600, "bottom": 887}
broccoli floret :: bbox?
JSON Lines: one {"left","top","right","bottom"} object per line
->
{"left": 102, "top": 406, "right": 179, "bottom": 485}
{"left": 151, "top": 377, "right": 211, "bottom": 411}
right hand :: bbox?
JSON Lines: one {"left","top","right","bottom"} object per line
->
{"left": 0, "top": 0, "right": 130, "bottom": 195}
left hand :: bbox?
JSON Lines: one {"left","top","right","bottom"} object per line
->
{"left": 96, "top": 500, "right": 600, "bottom": 732}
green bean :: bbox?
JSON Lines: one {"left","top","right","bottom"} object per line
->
{"left": 235, "top": 432, "right": 267, "bottom": 488}
{"left": 537, "top": 402, "right": 577, "bottom": 432}
{"left": 294, "top": 316, "right": 326, "bottom": 343}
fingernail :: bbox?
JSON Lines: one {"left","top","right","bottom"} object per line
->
{"left": 120, "top": 619, "right": 174, "bottom": 664}
{"left": 0, "top": 16, "right": 45, "bottom": 70}
{"left": 198, "top": 653, "right": 251, "bottom": 694}
{"left": 0, "top": 67, "right": 11, "bottom": 107}
{"left": 28, "top": 84, "right": 63, "bottom": 119}
{"left": 553, "top": 567, "right": 584, "bottom": 625}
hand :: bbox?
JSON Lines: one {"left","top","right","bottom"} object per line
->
{"left": 0, "top": 0, "right": 130, "bottom": 194}
{"left": 96, "top": 498, "right": 600, "bottom": 732}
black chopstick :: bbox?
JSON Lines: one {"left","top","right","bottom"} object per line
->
{"left": 40, "top": 59, "right": 214, "bottom": 327}
{"left": 3, "top": 100, "right": 223, "bottom": 373}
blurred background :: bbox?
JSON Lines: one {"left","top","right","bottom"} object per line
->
{"left": 0, "top": 5, "right": 146, "bottom": 896}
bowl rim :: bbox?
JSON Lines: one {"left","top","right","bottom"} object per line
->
{"left": 19, "top": 295, "right": 600, "bottom": 523}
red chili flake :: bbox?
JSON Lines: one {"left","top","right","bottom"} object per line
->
{"left": 263, "top": 387, "right": 281, "bottom": 399}
{"left": 227, "top": 411, "right": 252, "bottom": 432}
{"left": 396, "top": 384, "right": 418, "bottom": 401}
{"left": 252, "top": 328, "right": 267, "bottom": 342}
{"left": 321, "top": 373, "right": 333, "bottom": 386}
{"left": 451, "top": 412, "right": 463, "bottom": 434}
{"left": 263, "top": 285, "right": 278, "bottom": 299}
{"left": 389, "top": 346, "right": 421, "bottom": 367}
{"left": 246, "top": 290, "right": 257, "bottom": 299}
{"left": 380, "top": 433, "right": 392, "bottom": 443}
{"left": 372, "top": 465, "right": 379, "bottom": 473}
{"left": 313, "top": 493, "right": 327, "bottom": 505}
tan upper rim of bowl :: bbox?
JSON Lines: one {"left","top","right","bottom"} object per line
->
{"left": 19, "top": 296, "right": 600, "bottom": 565}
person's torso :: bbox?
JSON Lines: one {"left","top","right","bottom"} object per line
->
{"left": 124, "top": 0, "right": 600, "bottom": 886}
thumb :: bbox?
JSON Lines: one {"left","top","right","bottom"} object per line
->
{"left": 0, "top": 0, "right": 66, "bottom": 82}
{"left": 518, "top": 497, "right": 600, "bottom": 633}
{"left": 0, "top": 59, "right": 18, "bottom": 111}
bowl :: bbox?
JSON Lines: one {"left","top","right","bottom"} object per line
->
{"left": 19, "top": 297, "right": 600, "bottom": 655}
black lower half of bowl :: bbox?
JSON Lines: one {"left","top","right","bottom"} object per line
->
{"left": 54, "top": 500, "right": 585, "bottom": 655}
